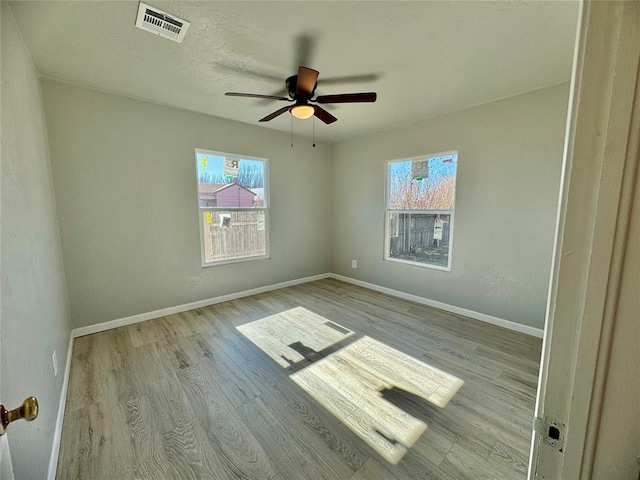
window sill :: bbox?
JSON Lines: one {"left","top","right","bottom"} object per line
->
{"left": 384, "top": 256, "right": 451, "bottom": 272}
{"left": 202, "top": 254, "right": 270, "bottom": 268}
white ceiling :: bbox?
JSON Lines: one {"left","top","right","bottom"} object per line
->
{"left": 9, "top": 1, "right": 579, "bottom": 144}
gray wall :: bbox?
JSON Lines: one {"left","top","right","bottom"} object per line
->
{"left": 331, "top": 83, "right": 569, "bottom": 329}
{"left": 1, "top": 4, "right": 72, "bottom": 478}
{"left": 40, "top": 79, "right": 332, "bottom": 328}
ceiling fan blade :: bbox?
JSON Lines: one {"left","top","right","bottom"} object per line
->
{"left": 256, "top": 88, "right": 290, "bottom": 105}
{"left": 313, "top": 106, "right": 338, "bottom": 124}
{"left": 294, "top": 34, "right": 317, "bottom": 71}
{"left": 297, "top": 66, "right": 319, "bottom": 97}
{"left": 318, "top": 73, "right": 380, "bottom": 86}
{"left": 315, "top": 92, "right": 377, "bottom": 104}
{"left": 259, "top": 106, "right": 292, "bottom": 122}
{"left": 226, "top": 92, "right": 291, "bottom": 101}
{"left": 214, "top": 62, "right": 284, "bottom": 83}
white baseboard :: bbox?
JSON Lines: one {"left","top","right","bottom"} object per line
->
{"left": 70, "top": 270, "right": 543, "bottom": 339}
{"left": 48, "top": 333, "right": 74, "bottom": 480}
{"left": 71, "top": 273, "right": 331, "bottom": 338}
{"left": 329, "top": 273, "right": 544, "bottom": 338}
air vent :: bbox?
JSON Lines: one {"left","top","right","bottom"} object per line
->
{"left": 135, "top": 2, "right": 190, "bottom": 43}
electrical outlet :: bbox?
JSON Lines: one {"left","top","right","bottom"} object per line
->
{"left": 52, "top": 350, "right": 58, "bottom": 376}
{"left": 352, "top": 260, "right": 357, "bottom": 269}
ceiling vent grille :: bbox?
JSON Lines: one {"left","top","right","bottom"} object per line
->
{"left": 135, "top": 2, "right": 190, "bottom": 43}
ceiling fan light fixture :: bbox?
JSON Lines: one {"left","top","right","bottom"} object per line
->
{"left": 291, "top": 105, "right": 315, "bottom": 120}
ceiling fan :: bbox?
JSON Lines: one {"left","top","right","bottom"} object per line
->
{"left": 225, "top": 66, "right": 377, "bottom": 124}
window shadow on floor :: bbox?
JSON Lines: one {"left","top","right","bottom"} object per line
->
{"left": 381, "top": 386, "right": 441, "bottom": 420}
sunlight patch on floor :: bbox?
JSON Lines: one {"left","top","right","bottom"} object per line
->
{"left": 291, "top": 336, "right": 464, "bottom": 464}
{"left": 237, "top": 307, "right": 463, "bottom": 465}
{"left": 236, "top": 306, "right": 354, "bottom": 367}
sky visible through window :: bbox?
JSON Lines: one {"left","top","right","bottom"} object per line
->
{"left": 389, "top": 153, "right": 457, "bottom": 210}
{"left": 197, "top": 153, "right": 264, "bottom": 188}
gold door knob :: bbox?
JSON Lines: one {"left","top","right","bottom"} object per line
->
{"left": 0, "top": 397, "right": 38, "bottom": 436}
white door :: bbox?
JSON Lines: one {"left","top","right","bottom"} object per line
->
{"left": 0, "top": 430, "right": 14, "bottom": 479}
{"left": 0, "top": 314, "right": 15, "bottom": 480}
{"left": 530, "top": 1, "right": 640, "bottom": 478}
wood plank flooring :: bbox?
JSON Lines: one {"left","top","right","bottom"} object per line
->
{"left": 236, "top": 306, "right": 355, "bottom": 367}
{"left": 56, "top": 278, "right": 542, "bottom": 479}
{"left": 290, "top": 336, "right": 464, "bottom": 464}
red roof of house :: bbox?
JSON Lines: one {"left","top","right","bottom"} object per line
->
{"left": 198, "top": 183, "right": 256, "bottom": 196}
{"left": 214, "top": 183, "right": 256, "bottom": 196}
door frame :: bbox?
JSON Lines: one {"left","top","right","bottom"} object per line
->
{"left": 530, "top": 1, "right": 640, "bottom": 478}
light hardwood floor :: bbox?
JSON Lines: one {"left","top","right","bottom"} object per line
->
{"left": 236, "top": 306, "right": 355, "bottom": 367}
{"left": 56, "top": 278, "right": 542, "bottom": 479}
{"left": 290, "top": 336, "right": 464, "bottom": 465}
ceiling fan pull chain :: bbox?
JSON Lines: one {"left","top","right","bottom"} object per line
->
{"left": 290, "top": 113, "right": 294, "bottom": 148}
{"left": 313, "top": 115, "right": 316, "bottom": 148}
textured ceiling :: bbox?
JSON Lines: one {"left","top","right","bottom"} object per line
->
{"left": 9, "top": 1, "right": 579, "bottom": 144}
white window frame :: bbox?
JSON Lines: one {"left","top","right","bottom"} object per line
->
{"left": 195, "top": 148, "right": 270, "bottom": 267}
{"left": 383, "top": 150, "right": 458, "bottom": 272}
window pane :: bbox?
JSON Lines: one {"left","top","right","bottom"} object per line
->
{"left": 197, "top": 153, "right": 265, "bottom": 208}
{"left": 202, "top": 210, "right": 266, "bottom": 263}
{"left": 388, "top": 213, "right": 451, "bottom": 267}
{"left": 389, "top": 154, "right": 457, "bottom": 210}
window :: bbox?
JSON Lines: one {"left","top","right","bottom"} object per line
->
{"left": 195, "top": 149, "right": 269, "bottom": 266}
{"left": 385, "top": 151, "right": 458, "bottom": 270}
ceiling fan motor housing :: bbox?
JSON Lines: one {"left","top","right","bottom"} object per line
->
{"left": 286, "top": 75, "right": 316, "bottom": 101}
